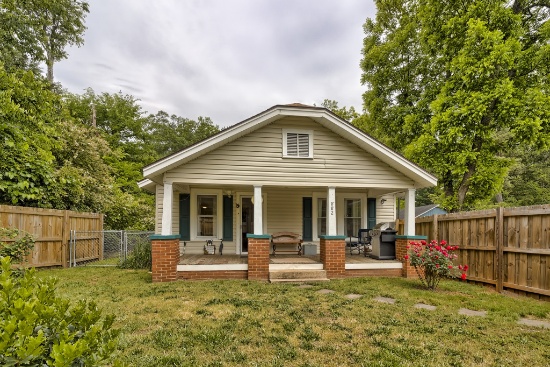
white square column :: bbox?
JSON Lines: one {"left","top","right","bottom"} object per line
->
{"left": 161, "top": 181, "right": 173, "bottom": 235}
{"left": 327, "top": 187, "right": 337, "bottom": 236}
{"left": 404, "top": 188, "right": 416, "bottom": 236}
{"left": 254, "top": 185, "right": 263, "bottom": 234}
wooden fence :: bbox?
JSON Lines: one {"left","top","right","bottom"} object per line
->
{"left": 0, "top": 205, "right": 103, "bottom": 268}
{"left": 402, "top": 205, "right": 550, "bottom": 300}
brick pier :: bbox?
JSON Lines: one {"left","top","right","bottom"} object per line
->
{"left": 151, "top": 235, "right": 181, "bottom": 282}
{"left": 247, "top": 234, "right": 271, "bottom": 281}
{"left": 395, "top": 235, "right": 428, "bottom": 278}
{"left": 319, "top": 235, "right": 346, "bottom": 278}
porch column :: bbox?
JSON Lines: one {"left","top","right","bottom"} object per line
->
{"left": 404, "top": 188, "right": 415, "bottom": 236}
{"left": 327, "top": 187, "right": 336, "bottom": 235}
{"left": 161, "top": 181, "right": 173, "bottom": 235}
{"left": 253, "top": 185, "right": 263, "bottom": 235}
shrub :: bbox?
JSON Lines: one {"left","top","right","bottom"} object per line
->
{"left": 0, "top": 227, "right": 35, "bottom": 264}
{"left": 118, "top": 239, "right": 152, "bottom": 270}
{"left": 406, "top": 240, "right": 468, "bottom": 290}
{"left": 0, "top": 256, "right": 119, "bottom": 366}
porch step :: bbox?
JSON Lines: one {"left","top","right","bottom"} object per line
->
{"left": 269, "top": 269, "right": 329, "bottom": 283}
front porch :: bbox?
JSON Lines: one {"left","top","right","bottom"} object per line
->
{"left": 176, "top": 253, "right": 403, "bottom": 280}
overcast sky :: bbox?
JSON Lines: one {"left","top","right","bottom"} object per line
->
{"left": 55, "top": 0, "right": 376, "bottom": 127}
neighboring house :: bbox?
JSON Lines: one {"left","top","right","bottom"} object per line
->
{"left": 139, "top": 103, "right": 437, "bottom": 282}
{"left": 398, "top": 204, "right": 448, "bottom": 219}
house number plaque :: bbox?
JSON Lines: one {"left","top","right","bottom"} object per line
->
{"left": 330, "top": 201, "right": 334, "bottom": 216}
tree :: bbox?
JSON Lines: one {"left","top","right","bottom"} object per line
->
{"left": 361, "top": 0, "right": 550, "bottom": 211}
{"left": 0, "top": 0, "right": 89, "bottom": 82}
{"left": 320, "top": 99, "right": 360, "bottom": 122}
{"left": 145, "top": 111, "right": 220, "bottom": 159}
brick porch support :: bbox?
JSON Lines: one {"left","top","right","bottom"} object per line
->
{"left": 319, "top": 235, "right": 346, "bottom": 279}
{"left": 395, "top": 235, "right": 428, "bottom": 278}
{"left": 247, "top": 234, "right": 271, "bottom": 281}
{"left": 150, "top": 234, "right": 181, "bottom": 283}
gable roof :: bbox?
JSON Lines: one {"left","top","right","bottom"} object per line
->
{"left": 139, "top": 104, "right": 437, "bottom": 188}
{"left": 397, "top": 204, "right": 447, "bottom": 219}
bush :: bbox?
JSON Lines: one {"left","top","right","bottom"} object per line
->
{"left": 0, "top": 256, "right": 119, "bottom": 366}
{"left": 406, "top": 240, "right": 468, "bottom": 290}
{"left": 0, "top": 227, "right": 35, "bottom": 264}
{"left": 118, "top": 240, "right": 152, "bottom": 270}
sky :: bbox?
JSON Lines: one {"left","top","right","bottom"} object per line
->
{"left": 56, "top": 0, "right": 377, "bottom": 128}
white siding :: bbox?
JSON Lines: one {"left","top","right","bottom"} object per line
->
{"left": 155, "top": 184, "right": 163, "bottom": 234}
{"left": 377, "top": 195, "right": 396, "bottom": 224}
{"left": 266, "top": 189, "right": 309, "bottom": 234}
{"left": 165, "top": 117, "right": 414, "bottom": 188}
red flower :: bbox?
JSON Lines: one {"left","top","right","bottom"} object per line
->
{"left": 421, "top": 240, "right": 427, "bottom": 245}
{"left": 440, "top": 240, "right": 447, "bottom": 245}
{"left": 446, "top": 246, "right": 452, "bottom": 251}
{"left": 461, "top": 273, "right": 467, "bottom": 280}
{"left": 448, "top": 265, "right": 453, "bottom": 269}
{"left": 458, "top": 265, "right": 463, "bottom": 270}
{"left": 403, "top": 255, "right": 409, "bottom": 260}
{"left": 463, "top": 265, "right": 469, "bottom": 271}
{"left": 436, "top": 264, "right": 440, "bottom": 268}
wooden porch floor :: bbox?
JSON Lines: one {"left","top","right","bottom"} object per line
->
{"left": 178, "top": 254, "right": 400, "bottom": 265}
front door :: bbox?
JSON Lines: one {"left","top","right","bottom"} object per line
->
{"left": 241, "top": 197, "right": 254, "bottom": 253}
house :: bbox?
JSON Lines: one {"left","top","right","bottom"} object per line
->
{"left": 139, "top": 103, "right": 437, "bottom": 282}
{"left": 397, "top": 204, "right": 448, "bottom": 219}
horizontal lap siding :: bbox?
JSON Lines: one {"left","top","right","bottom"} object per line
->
{"left": 165, "top": 117, "right": 413, "bottom": 187}
{"left": 267, "top": 189, "right": 308, "bottom": 234}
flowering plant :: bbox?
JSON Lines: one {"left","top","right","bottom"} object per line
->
{"left": 405, "top": 240, "right": 468, "bottom": 290}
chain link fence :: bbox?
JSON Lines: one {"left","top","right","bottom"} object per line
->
{"left": 69, "top": 230, "right": 154, "bottom": 267}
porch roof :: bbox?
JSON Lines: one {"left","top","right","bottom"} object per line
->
{"left": 139, "top": 104, "right": 437, "bottom": 190}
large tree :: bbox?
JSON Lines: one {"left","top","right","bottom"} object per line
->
{"left": 361, "top": 0, "right": 550, "bottom": 211}
{"left": 0, "top": 0, "right": 89, "bottom": 82}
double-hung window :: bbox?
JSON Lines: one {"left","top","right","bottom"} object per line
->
{"left": 197, "top": 195, "right": 217, "bottom": 236}
{"left": 317, "top": 198, "right": 327, "bottom": 236}
{"left": 283, "top": 129, "right": 313, "bottom": 158}
{"left": 344, "top": 199, "right": 361, "bottom": 237}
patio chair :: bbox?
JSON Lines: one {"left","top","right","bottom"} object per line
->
{"left": 349, "top": 229, "right": 372, "bottom": 256}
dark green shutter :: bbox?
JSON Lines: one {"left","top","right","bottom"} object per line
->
{"left": 179, "top": 193, "right": 190, "bottom": 241}
{"left": 223, "top": 195, "right": 233, "bottom": 241}
{"left": 367, "top": 198, "right": 376, "bottom": 229}
{"left": 302, "top": 197, "right": 312, "bottom": 241}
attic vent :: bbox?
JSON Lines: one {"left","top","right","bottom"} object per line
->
{"left": 283, "top": 130, "right": 313, "bottom": 158}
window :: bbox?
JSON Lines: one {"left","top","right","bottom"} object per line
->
{"left": 197, "top": 195, "right": 217, "bottom": 236}
{"left": 345, "top": 199, "right": 361, "bottom": 237}
{"left": 283, "top": 129, "right": 313, "bottom": 158}
{"left": 317, "top": 198, "right": 326, "bottom": 236}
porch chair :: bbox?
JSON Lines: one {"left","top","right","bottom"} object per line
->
{"left": 349, "top": 229, "right": 372, "bottom": 256}
{"left": 271, "top": 232, "right": 303, "bottom": 256}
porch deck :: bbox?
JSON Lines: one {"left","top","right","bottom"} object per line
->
{"left": 178, "top": 254, "right": 401, "bottom": 266}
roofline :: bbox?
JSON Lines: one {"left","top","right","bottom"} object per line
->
{"left": 142, "top": 104, "right": 438, "bottom": 187}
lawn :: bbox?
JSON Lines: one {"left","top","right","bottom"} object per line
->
{"left": 37, "top": 267, "right": 550, "bottom": 367}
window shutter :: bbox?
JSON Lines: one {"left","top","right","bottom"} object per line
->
{"left": 287, "top": 133, "right": 298, "bottom": 156}
{"left": 367, "top": 198, "right": 376, "bottom": 229}
{"left": 297, "top": 133, "right": 309, "bottom": 157}
{"left": 179, "top": 193, "right": 190, "bottom": 241}
{"left": 222, "top": 195, "right": 233, "bottom": 241}
{"left": 302, "top": 197, "right": 312, "bottom": 241}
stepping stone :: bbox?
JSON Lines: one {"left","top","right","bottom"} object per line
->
{"left": 374, "top": 296, "right": 396, "bottom": 304}
{"left": 458, "top": 308, "right": 487, "bottom": 317}
{"left": 345, "top": 294, "right": 362, "bottom": 300}
{"left": 518, "top": 318, "right": 550, "bottom": 329}
{"left": 414, "top": 303, "right": 437, "bottom": 311}
{"left": 317, "top": 289, "right": 335, "bottom": 294}
{"left": 297, "top": 284, "right": 313, "bottom": 289}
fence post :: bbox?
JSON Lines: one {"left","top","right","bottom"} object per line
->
{"left": 61, "top": 210, "right": 70, "bottom": 268}
{"left": 432, "top": 214, "right": 438, "bottom": 243}
{"left": 99, "top": 214, "right": 104, "bottom": 261}
{"left": 496, "top": 207, "right": 504, "bottom": 293}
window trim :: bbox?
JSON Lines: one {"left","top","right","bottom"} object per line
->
{"left": 282, "top": 129, "right": 313, "bottom": 158}
{"left": 190, "top": 188, "right": 223, "bottom": 240}
{"left": 313, "top": 192, "right": 367, "bottom": 239}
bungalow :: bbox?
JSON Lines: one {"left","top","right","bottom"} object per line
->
{"left": 139, "top": 103, "right": 436, "bottom": 282}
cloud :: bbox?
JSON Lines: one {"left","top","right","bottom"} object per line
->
{"left": 55, "top": 0, "right": 376, "bottom": 127}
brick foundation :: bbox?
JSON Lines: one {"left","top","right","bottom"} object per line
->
{"left": 345, "top": 269, "right": 402, "bottom": 278}
{"left": 178, "top": 270, "right": 248, "bottom": 280}
{"left": 319, "top": 236, "right": 346, "bottom": 279}
{"left": 151, "top": 235, "right": 181, "bottom": 282}
{"left": 247, "top": 234, "right": 271, "bottom": 281}
{"left": 395, "top": 235, "right": 428, "bottom": 278}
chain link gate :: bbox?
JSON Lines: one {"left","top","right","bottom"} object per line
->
{"left": 69, "top": 230, "right": 154, "bottom": 267}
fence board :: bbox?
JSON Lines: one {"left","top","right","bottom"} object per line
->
{"left": 0, "top": 205, "right": 102, "bottom": 267}
{"left": 413, "top": 205, "right": 550, "bottom": 299}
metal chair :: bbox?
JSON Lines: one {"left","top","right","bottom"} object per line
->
{"left": 349, "top": 229, "right": 372, "bottom": 256}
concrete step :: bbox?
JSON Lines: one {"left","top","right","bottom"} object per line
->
{"left": 269, "top": 269, "right": 329, "bottom": 283}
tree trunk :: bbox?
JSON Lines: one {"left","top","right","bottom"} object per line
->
{"left": 46, "top": 57, "right": 54, "bottom": 84}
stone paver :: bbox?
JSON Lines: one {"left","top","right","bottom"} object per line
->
{"left": 374, "top": 296, "right": 396, "bottom": 304}
{"left": 414, "top": 303, "right": 437, "bottom": 311}
{"left": 518, "top": 318, "right": 550, "bottom": 329}
{"left": 317, "top": 289, "right": 335, "bottom": 294}
{"left": 458, "top": 308, "right": 487, "bottom": 317}
{"left": 297, "top": 284, "right": 313, "bottom": 289}
{"left": 345, "top": 294, "right": 363, "bottom": 300}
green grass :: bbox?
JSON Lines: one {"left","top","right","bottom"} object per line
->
{"left": 37, "top": 267, "right": 550, "bottom": 366}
